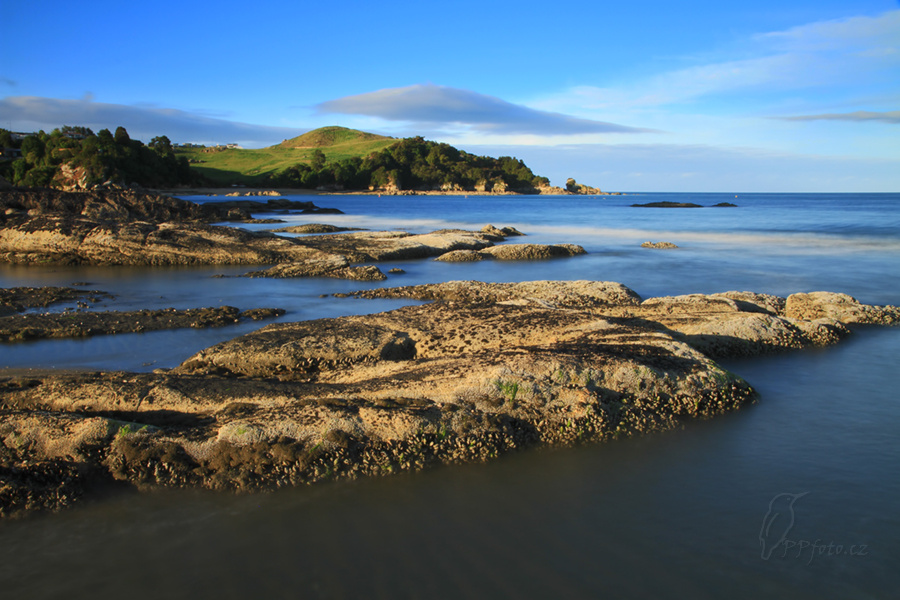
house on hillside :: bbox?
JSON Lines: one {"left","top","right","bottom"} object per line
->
{"left": 0, "top": 147, "right": 23, "bottom": 160}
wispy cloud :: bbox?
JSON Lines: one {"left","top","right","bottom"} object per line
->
{"left": 757, "top": 10, "right": 900, "bottom": 53}
{"left": 0, "top": 96, "right": 303, "bottom": 146}
{"left": 0, "top": 78, "right": 15, "bottom": 87}
{"left": 780, "top": 110, "right": 900, "bottom": 124}
{"left": 539, "top": 10, "right": 900, "bottom": 112}
{"left": 316, "top": 84, "right": 651, "bottom": 136}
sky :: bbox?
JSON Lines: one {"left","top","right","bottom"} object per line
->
{"left": 1, "top": 0, "right": 898, "bottom": 192}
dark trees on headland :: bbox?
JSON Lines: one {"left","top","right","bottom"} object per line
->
{"left": 270, "top": 136, "right": 551, "bottom": 193}
{"left": 0, "top": 127, "right": 195, "bottom": 189}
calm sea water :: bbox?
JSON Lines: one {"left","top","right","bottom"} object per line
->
{"left": 1, "top": 192, "right": 898, "bottom": 598}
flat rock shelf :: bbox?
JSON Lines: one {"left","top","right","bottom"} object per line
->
{"left": 2, "top": 279, "right": 897, "bottom": 518}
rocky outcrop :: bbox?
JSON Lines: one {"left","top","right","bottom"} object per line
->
{"left": 1, "top": 279, "right": 897, "bottom": 517}
{"left": 1, "top": 190, "right": 555, "bottom": 278}
{"left": 482, "top": 244, "right": 586, "bottom": 260}
{"left": 566, "top": 178, "right": 602, "bottom": 195}
{"left": 51, "top": 163, "right": 92, "bottom": 191}
{"left": 223, "top": 190, "right": 282, "bottom": 197}
{"left": 480, "top": 224, "right": 524, "bottom": 239}
{"left": 641, "top": 241, "right": 678, "bottom": 249}
{"left": 536, "top": 181, "right": 605, "bottom": 195}
{"left": 638, "top": 293, "right": 850, "bottom": 357}
{"left": 435, "top": 244, "right": 586, "bottom": 262}
{"left": 434, "top": 250, "right": 486, "bottom": 262}
{"left": 267, "top": 229, "right": 500, "bottom": 264}
{"left": 0, "top": 216, "right": 325, "bottom": 266}
{"left": 0, "top": 188, "right": 357, "bottom": 266}
{"left": 0, "top": 188, "right": 339, "bottom": 225}
{"left": 1, "top": 188, "right": 211, "bottom": 223}
{"left": 244, "top": 255, "right": 387, "bottom": 281}
{"left": 349, "top": 282, "right": 899, "bottom": 357}
{"left": 344, "top": 280, "right": 643, "bottom": 307}
{"left": 784, "top": 291, "right": 900, "bottom": 325}
{"left": 241, "top": 227, "right": 529, "bottom": 278}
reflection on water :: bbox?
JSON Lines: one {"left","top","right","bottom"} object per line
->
{"left": 1, "top": 328, "right": 897, "bottom": 599}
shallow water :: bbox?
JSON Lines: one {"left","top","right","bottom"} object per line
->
{"left": 1, "top": 192, "right": 898, "bottom": 598}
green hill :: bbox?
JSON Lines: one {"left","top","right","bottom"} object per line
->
{"left": 2, "top": 125, "right": 559, "bottom": 193}
{"left": 176, "top": 126, "right": 552, "bottom": 193}
{"left": 176, "top": 127, "right": 397, "bottom": 186}
{"left": 277, "top": 126, "right": 393, "bottom": 149}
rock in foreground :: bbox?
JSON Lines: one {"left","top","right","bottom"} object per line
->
{"left": 2, "top": 280, "right": 897, "bottom": 518}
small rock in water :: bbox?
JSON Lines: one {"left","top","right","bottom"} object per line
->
{"left": 641, "top": 241, "right": 679, "bottom": 249}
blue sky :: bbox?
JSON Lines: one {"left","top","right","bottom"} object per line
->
{"left": 1, "top": 0, "right": 898, "bottom": 191}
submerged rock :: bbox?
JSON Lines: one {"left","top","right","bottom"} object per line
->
{"left": 0, "top": 286, "right": 112, "bottom": 317}
{"left": 271, "top": 224, "right": 364, "bottom": 234}
{"left": 0, "top": 305, "right": 286, "bottom": 342}
{"left": 631, "top": 201, "right": 703, "bottom": 208}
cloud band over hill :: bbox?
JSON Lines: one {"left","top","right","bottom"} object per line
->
{"left": 315, "top": 84, "right": 651, "bottom": 136}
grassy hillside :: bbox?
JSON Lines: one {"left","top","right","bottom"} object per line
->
{"left": 277, "top": 126, "right": 392, "bottom": 149}
{"left": 176, "top": 126, "right": 397, "bottom": 186}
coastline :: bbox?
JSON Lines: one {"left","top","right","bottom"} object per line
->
{"left": 153, "top": 186, "right": 624, "bottom": 197}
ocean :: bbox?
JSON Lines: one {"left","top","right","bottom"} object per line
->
{"left": 1, "top": 192, "right": 898, "bottom": 598}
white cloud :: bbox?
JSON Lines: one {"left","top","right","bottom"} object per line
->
{"left": 316, "top": 84, "right": 651, "bottom": 136}
{"left": 0, "top": 96, "right": 303, "bottom": 146}
{"left": 758, "top": 10, "right": 900, "bottom": 52}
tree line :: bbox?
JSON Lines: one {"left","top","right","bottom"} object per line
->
{"left": 1, "top": 127, "right": 552, "bottom": 193}
{"left": 268, "top": 137, "right": 550, "bottom": 192}
{"left": 0, "top": 126, "right": 196, "bottom": 188}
